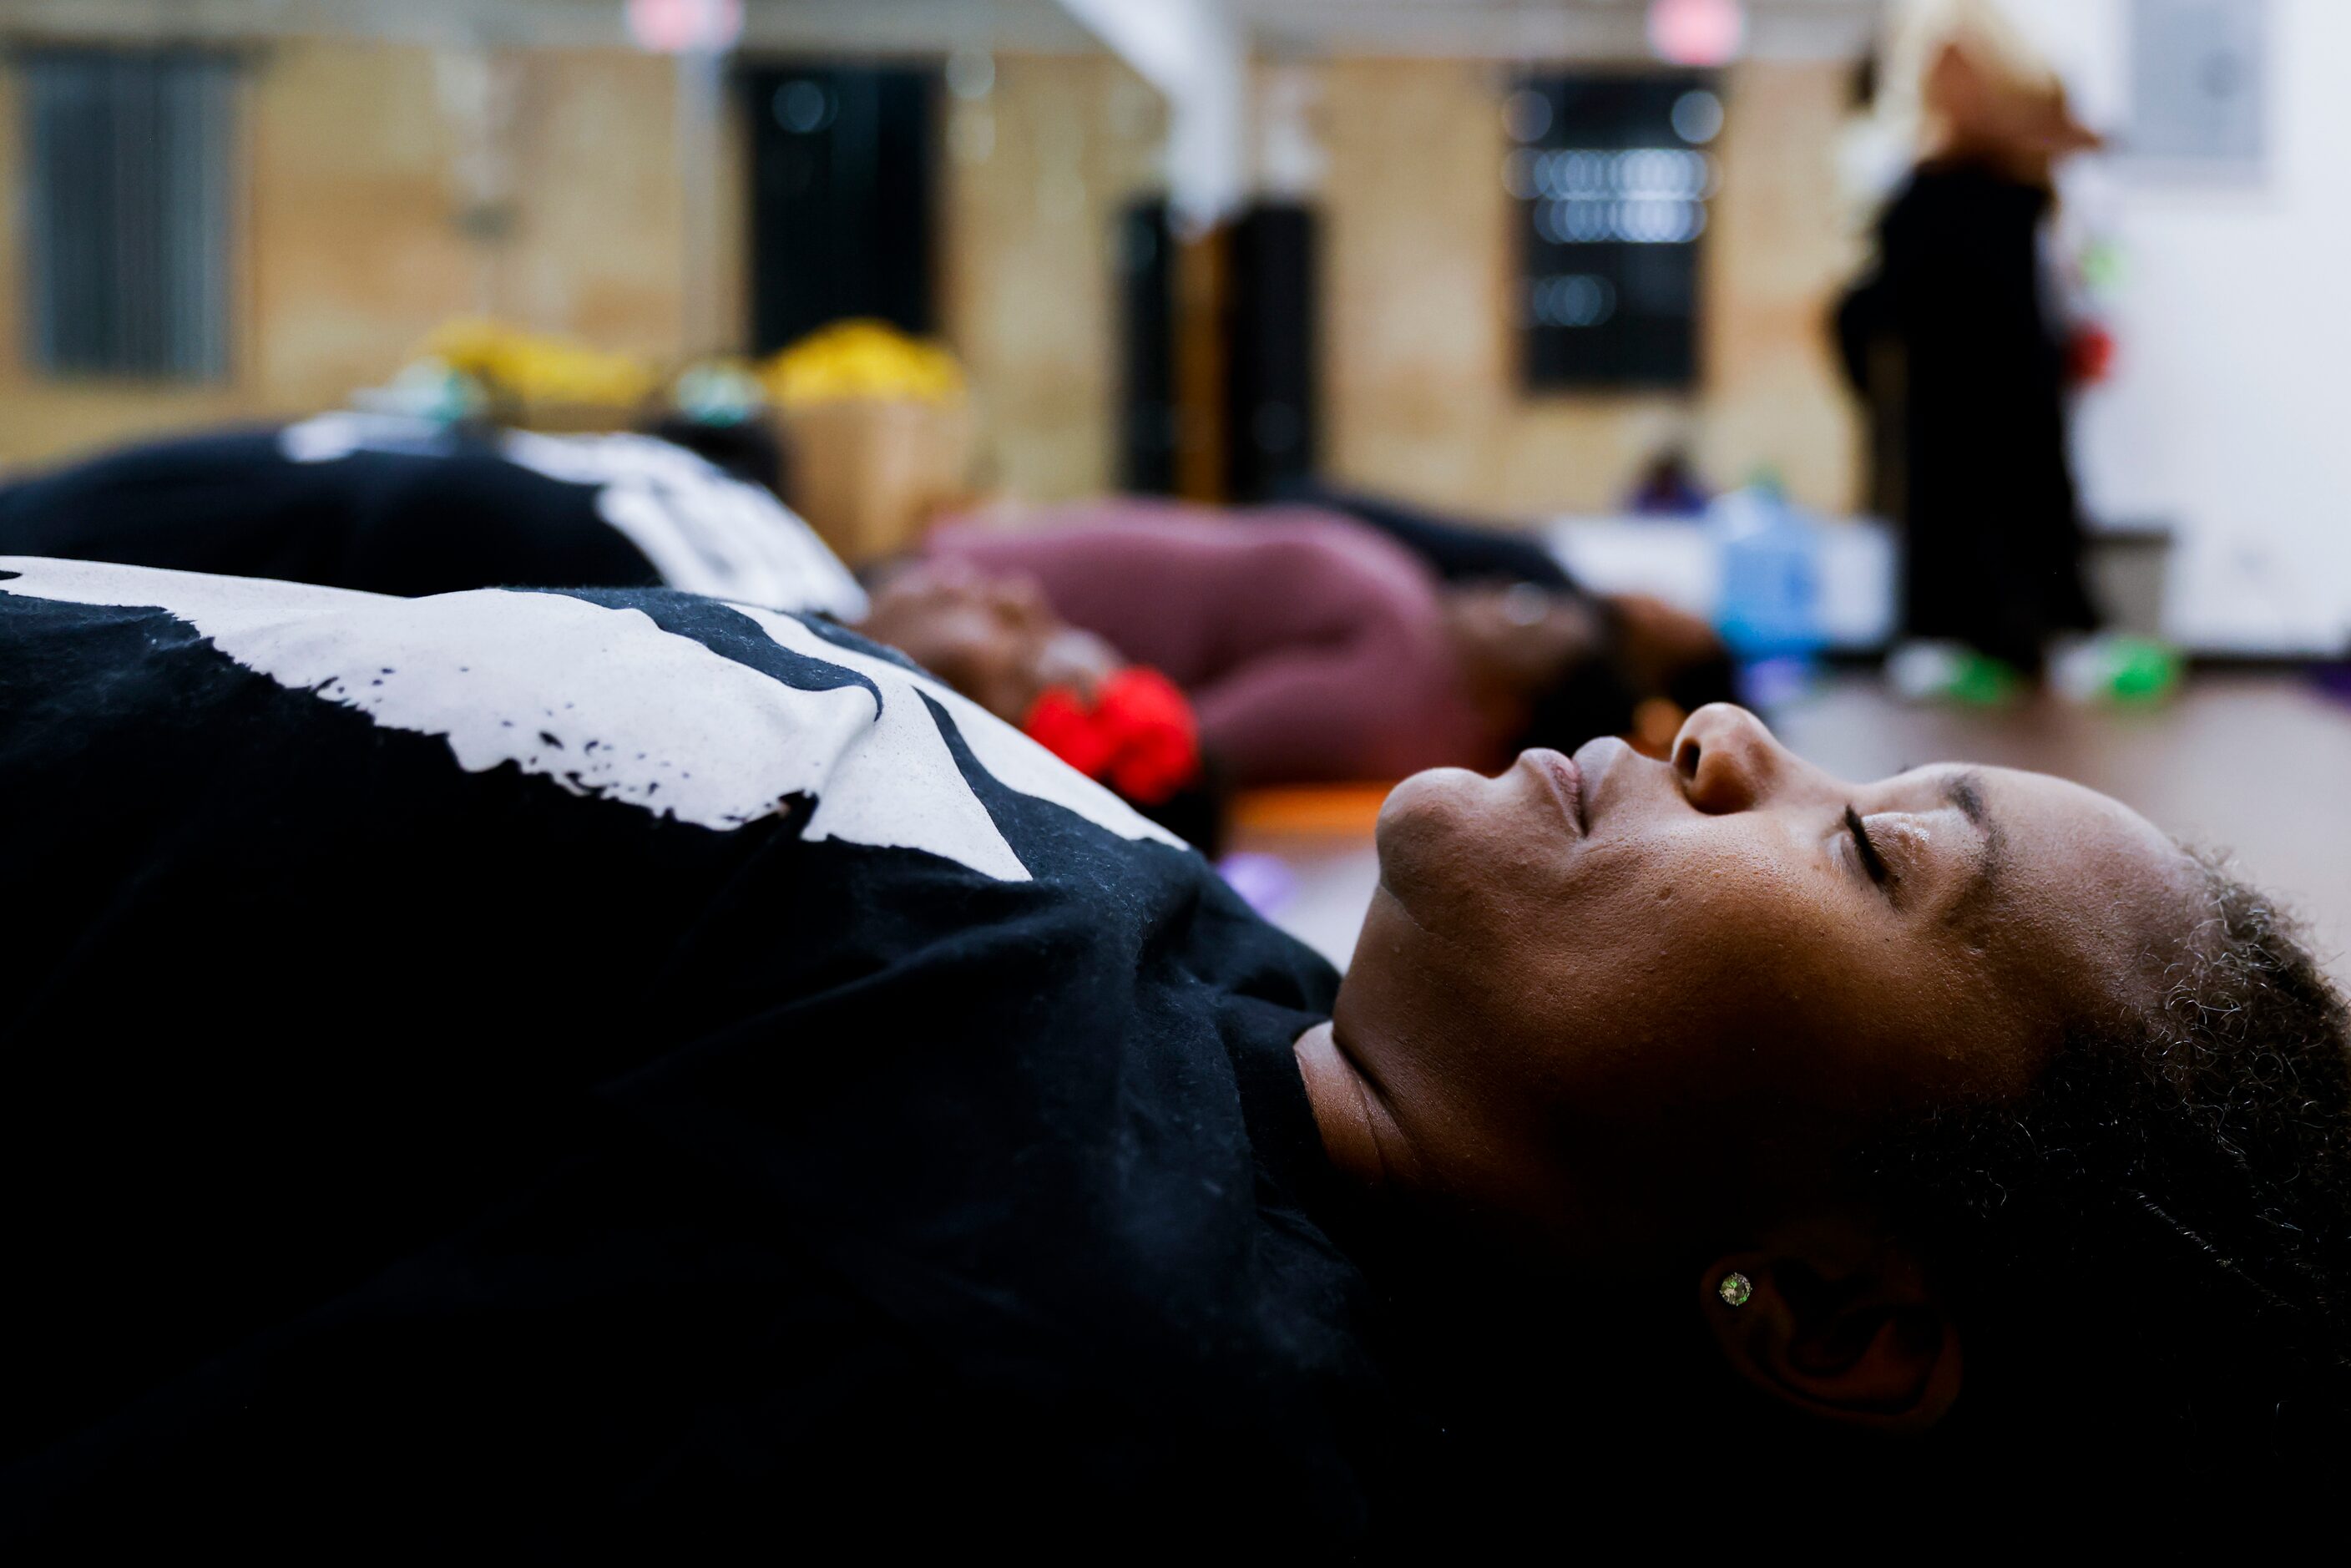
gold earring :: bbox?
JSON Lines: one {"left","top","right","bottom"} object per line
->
{"left": 1717, "top": 1272, "right": 1752, "bottom": 1308}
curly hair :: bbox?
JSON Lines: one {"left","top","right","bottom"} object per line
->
{"left": 1867, "top": 857, "right": 2351, "bottom": 1454}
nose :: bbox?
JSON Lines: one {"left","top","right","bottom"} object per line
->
{"left": 1670, "top": 702, "right": 1787, "bottom": 814}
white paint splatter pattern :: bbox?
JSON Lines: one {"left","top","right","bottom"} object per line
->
{"left": 279, "top": 412, "right": 871, "bottom": 622}
{"left": 0, "top": 556, "right": 1182, "bottom": 881}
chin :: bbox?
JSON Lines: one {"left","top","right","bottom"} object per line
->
{"left": 1372, "top": 767, "right": 1494, "bottom": 919}
{"left": 1376, "top": 765, "right": 1483, "bottom": 847}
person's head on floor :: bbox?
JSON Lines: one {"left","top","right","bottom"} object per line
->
{"left": 858, "top": 556, "right": 1121, "bottom": 725}
{"left": 1440, "top": 583, "right": 1600, "bottom": 701}
{"left": 1442, "top": 584, "right": 1736, "bottom": 759}
{"left": 1608, "top": 593, "right": 1736, "bottom": 711}
{"left": 1298, "top": 702, "right": 2351, "bottom": 1467}
{"left": 1438, "top": 582, "right": 1614, "bottom": 748}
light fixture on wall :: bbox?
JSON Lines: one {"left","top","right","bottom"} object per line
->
{"left": 1646, "top": 0, "right": 1745, "bottom": 68}
{"left": 625, "top": 0, "right": 742, "bottom": 55}
{"left": 433, "top": 49, "right": 522, "bottom": 252}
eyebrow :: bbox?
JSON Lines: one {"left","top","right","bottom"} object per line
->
{"left": 1940, "top": 769, "right": 2006, "bottom": 925}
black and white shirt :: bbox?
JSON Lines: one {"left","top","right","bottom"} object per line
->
{"left": 0, "top": 558, "right": 1388, "bottom": 1552}
{"left": 0, "top": 413, "right": 867, "bottom": 620}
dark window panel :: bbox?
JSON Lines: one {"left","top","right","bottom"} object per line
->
{"left": 1511, "top": 70, "right": 1716, "bottom": 392}
{"left": 1115, "top": 199, "right": 1177, "bottom": 496}
{"left": 23, "top": 48, "right": 236, "bottom": 381}
{"left": 744, "top": 64, "right": 939, "bottom": 354}
{"left": 1225, "top": 202, "right": 1317, "bottom": 503}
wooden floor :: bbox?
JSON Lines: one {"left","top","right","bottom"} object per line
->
{"left": 1236, "top": 672, "right": 2351, "bottom": 978}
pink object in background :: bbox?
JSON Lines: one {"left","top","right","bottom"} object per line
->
{"left": 1647, "top": 0, "right": 1745, "bottom": 68}
{"left": 626, "top": 0, "right": 742, "bottom": 53}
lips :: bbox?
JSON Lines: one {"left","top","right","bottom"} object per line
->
{"left": 1517, "top": 746, "right": 1585, "bottom": 835}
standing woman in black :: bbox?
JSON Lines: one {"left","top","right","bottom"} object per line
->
{"left": 1838, "top": 4, "right": 2103, "bottom": 679}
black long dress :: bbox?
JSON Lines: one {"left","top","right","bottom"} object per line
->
{"left": 1837, "top": 159, "right": 2100, "bottom": 672}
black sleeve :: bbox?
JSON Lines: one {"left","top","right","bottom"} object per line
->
{"left": 0, "top": 432, "right": 664, "bottom": 599}
{"left": 1832, "top": 267, "right": 1888, "bottom": 395}
{"left": 0, "top": 429, "right": 347, "bottom": 579}
{"left": 1267, "top": 478, "right": 1581, "bottom": 591}
{"left": 337, "top": 453, "right": 665, "bottom": 596}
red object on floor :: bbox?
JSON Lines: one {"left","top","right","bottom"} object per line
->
{"left": 2067, "top": 321, "right": 2116, "bottom": 386}
{"left": 1025, "top": 666, "right": 1201, "bottom": 806}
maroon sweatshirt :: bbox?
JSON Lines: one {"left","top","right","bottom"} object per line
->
{"left": 926, "top": 500, "right": 1488, "bottom": 786}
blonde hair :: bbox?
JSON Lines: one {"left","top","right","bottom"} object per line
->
{"left": 1873, "top": 0, "right": 2060, "bottom": 159}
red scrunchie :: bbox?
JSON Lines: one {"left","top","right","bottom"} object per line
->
{"left": 1024, "top": 666, "right": 1201, "bottom": 806}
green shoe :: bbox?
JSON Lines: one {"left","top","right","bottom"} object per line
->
{"left": 2055, "top": 635, "right": 2182, "bottom": 706}
{"left": 1887, "top": 642, "right": 2025, "bottom": 707}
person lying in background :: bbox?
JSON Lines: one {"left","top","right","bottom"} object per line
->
{"left": 924, "top": 496, "right": 1730, "bottom": 786}
{"left": 857, "top": 555, "right": 1216, "bottom": 844}
{"left": 1277, "top": 476, "right": 1733, "bottom": 723}
{"left": 1272, "top": 475, "right": 1582, "bottom": 589}
{"left": 0, "top": 410, "right": 869, "bottom": 620}
{"left": 4, "top": 555, "right": 2344, "bottom": 1550}
{"left": 0, "top": 414, "right": 1213, "bottom": 836}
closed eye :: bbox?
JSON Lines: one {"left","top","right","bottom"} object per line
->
{"left": 1845, "top": 804, "right": 1893, "bottom": 885}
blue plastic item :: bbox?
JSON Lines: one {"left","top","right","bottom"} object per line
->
{"left": 1711, "top": 477, "right": 1825, "bottom": 665}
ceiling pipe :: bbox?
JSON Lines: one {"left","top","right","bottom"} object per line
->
{"left": 1054, "top": 0, "right": 1247, "bottom": 233}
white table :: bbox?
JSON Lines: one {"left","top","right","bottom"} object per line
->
{"left": 1543, "top": 513, "right": 1898, "bottom": 652}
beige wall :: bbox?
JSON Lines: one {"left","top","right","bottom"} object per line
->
{"left": 1, "top": 42, "right": 1858, "bottom": 518}
{"left": 936, "top": 53, "right": 1863, "bottom": 515}
{"left": 1317, "top": 57, "right": 1862, "bottom": 518}
{"left": 0, "top": 39, "right": 683, "bottom": 469}
{"left": 0, "top": 61, "right": 254, "bottom": 462}
{"left": 938, "top": 53, "right": 1163, "bottom": 502}
{"left": 243, "top": 44, "right": 475, "bottom": 415}
{"left": 938, "top": 53, "right": 1867, "bottom": 515}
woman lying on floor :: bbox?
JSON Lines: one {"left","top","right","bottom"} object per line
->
{"left": 924, "top": 495, "right": 1732, "bottom": 785}
{"left": 0, "top": 409, "right": 867, "bottom": 617}
{"left": 2, "top": 557, "right": 2345, "bottom": 1550}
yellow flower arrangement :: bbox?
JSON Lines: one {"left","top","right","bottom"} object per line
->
{"left": 762, "top": 320, "right": 964, "bottom": 408}
{"left": 423, "top": 319, "right": 659, "bottom": 410}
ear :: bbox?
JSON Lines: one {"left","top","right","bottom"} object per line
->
{"left": 1698, "top": 1247, "right": 1963, "bottom": 1434}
